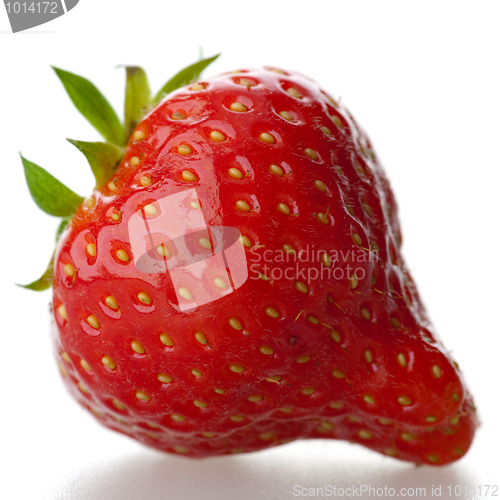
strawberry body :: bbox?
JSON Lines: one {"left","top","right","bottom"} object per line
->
{"left": 50, "top": 67, "right": 476, "bottom": 464}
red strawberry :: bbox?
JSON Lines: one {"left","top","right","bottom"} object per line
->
{"left": 21, "top": 58, "right": 477, "bottom": 465}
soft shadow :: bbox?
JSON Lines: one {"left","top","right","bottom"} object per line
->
{"left": 40, "top": 441, "right": 476, "bottom": 500}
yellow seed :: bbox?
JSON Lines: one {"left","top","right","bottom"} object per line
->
{"left": 360, "top": 307, "right": 371, "bottom": 320}
{"left": 138, "top": 292, "right": 152, "bottom": 304}
{"left": 191, "top": 82, "right": 204, "bottom": 91}
{"left": 228, "top": 167, "right": 243, "bottom": 179}
{"left": 304, "top": 148, "right": 318, "bottom": 160}
{"left": 78, "top": 383, "right": 89, "bottom": 394}
{"left": 259, "top": 346, "right": 274, "bottom": 355}
{"left": 108, "top": 180, "right": 117, "bottom": 192}
{"left": 170, "top": 414, "right": 186, "bottom": 422}
{"left": 230, "top": 102, "right": 247, "bottom": 112}
{"left": 177, "top": 144, "right": 192, "bottom": 155}
{"left": 191, "top": 368, "right": 202, "bottom": 377}
{"left": 286, "top": 87, "right": 301, "bottom": 98}
{"left": 61, "top": 352, "right": 71, "bottom": 363}
{"left": 239, "top": 235, "right": 252, "bottom": 248}
{"left": 426, "top": 415, "right": 437, "bottom": 423}
{"left": 171, "top": 111, "right": 186, "bottom": 120}
{"left": 320, "top": 252, "right": 331, "bottom": 268}
{"left": 86, "top": 243, "right": 96, "bottom": 257}
{"left": 160, "top": 333, "right": 174, "bottom": 346}
{"left": 265, "top": 307, "right": 279, "bottom": 318}
{"left": 350, "top": 274, "right": 359, "bottom": 289}
{"left": 112, "top": 399, "right": 126, "bottom": 410}
{"left": 428, "top": 454, "right": 439, "bottom": 463}
{"left": 307, "top": 315, "right": 319, "bottom": 324}
{"left": 279, "top": 408, "right": 292, "bottom": 413}
{"left": 364, "top": 349, "right": 373, "bottom": 363}
{"left": 85, "top": 197, "right": 96, "bottom": 208}
{"left": 378, "top": 418, "right": 392, "bottom": 425}
{"left": 131, "top": 340, "right": 145, "bottom": 354}
{"left": 214, "top": 388, "right": 225, "bottom": 394}
{"left": 238, "top": 78, "right": 255, "bottom": 87}
{"left": 358, "top": 430, "right": 373, "bottom": 440}
{"left": 269, "top": 164, "right": 284, "bottom": 176}
{"left": 331, "top": 115, "right": 343, "bottom": 128}
{"left": 133, "top": 130, "right": 145, "bottom": 141}
{"left": 398, "top": 395, "right": 413, "bottom": 406}
{"left": 432, "top": 365, "right": 442, "bottom": 379}
{"left": 87, "top": 315, "right": 100, "bottom": 329}
{"left": 397, "top": 353, "right": 407, "bottom": 367}
{"left": 317, "top": 421, "right": 334, "bottom": 433}
{"left": 320, "top": 125, "right": 331, "bottom": 135}
{"left": 198, "top": 237, "right": 212, "bottom": 249}
{"left": 203, "top": 432, "right": 216, "bottom": 437}
{"left": 102, "top": 356, "right": 116, "bottom": 370}
{"left": 140, "top": 176, "right": 151, "bottom": 187}
{"left": 111, "top": 212, "right": 120, "bottom": 222}
{"left": 135, "top": 391, "right": 150, "bottom": 402}
{"left": 296, "top": 355, "right": 310, "bottom": 364}
{"left": 248, "top": 394, "right": 262, "bottom": 402}
{"left": 390, "top": 317, "right": 401, "bottom": 328}
{"left": 229, "top": 363, "right": 245, "bottom": 373}
{"left": 282, "top": 243, "right": 295, "bottom": 255}
{"left": 449, "top": 416, "right": 460, "bottom": 425}
{"left": 352, "top": 233, "right": 362, "bottom": 246}
{"left": 279, "top": 111, "right": 293, "bottom": 121}
{"left": 182, "top": 170, "right": 197, "bottom": 182}
{"left": 228, "top": 317, "right": 243, "bottom": 330}
{"left": 191, "top": 201, "right": 202, "bottom": 210}
{"left": 259, "top": 432, "right": 275, "bottom": 440}
{"left": 294, "top": 281, "right": 308, "bottom": 294}
{"left": 314, "top": 180, "right": 327, "bottom": 193}
{"left": 157, "top": 373, "right": 172, "bottom": 383}
{"left": 195, "top": 332, "right": 208, "bottom": 344}
{"left": 277, "top": 203, "right": 291, "bottom": 215}
{"left": 80, "top": 359, "right": 92, "bottom": 372}
{"left": 193, "top": 400, "right": 208, "bottom": 408}
{"left": 178, "top": 287, "right": 193, "bottom": 301}
{"left": 363, "top": 394, "right": 375, "bottom": 404}
{"left": 259, "top": 132, "right": 275, "bottom": 144}
{"left": 329, "top": 401, "right": 343, "bottom": 409}
{"left": 156, "top": 244, "right": 170, "bottom": 257}
{"left": 235, "top": 200, "right": 251, "bottom": 212}
{"left": 58, "top": 304, "right": 68, "bottom": 320}
{"left": 116, "top": 249, "right": 129, "bottom": 262}
{"left": 210, "top": 130, "right": 226, "bottom": 142}
{"left": 330, "top": 329, "right": 341, "bottom": 343}
{"left": 230, "top": 415, "right": 244, "bottom": 422}
{"left": 143, "top": 204, "right": 158, "bottom": 216}
{"left": 213, "top": 277, "right": 227, "bottom": 288}
{"left": 130, "top": 156, "right": 140, "bottom": 167}
{"left": 64, "top": 263, "right": 75, "bottom": 277}
{"left": 384, "top": 449, "right": 398, "bottom": 457}
{"left": 451, "top": 392, "right": 460, "bottom": 402}
{"left": 332, "top": 369, "right": 346, "bottom": 379}
{"left": 301, "top": 387, "right": 316, "bottom": 395}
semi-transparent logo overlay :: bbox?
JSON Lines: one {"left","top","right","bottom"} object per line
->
{"left": 3, "top": 0, "right": 79, "bottom": 33}
{"left": 128, "top": 188, "right": 248, "bottom": 312}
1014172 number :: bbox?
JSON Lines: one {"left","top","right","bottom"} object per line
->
{"left": 5, "top": 2, "right": 58, "bottom": 14}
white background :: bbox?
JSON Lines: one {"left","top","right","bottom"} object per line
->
{"left": 1, "top": 1, "right": 499, "bottom": 499}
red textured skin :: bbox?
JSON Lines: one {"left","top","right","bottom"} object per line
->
{"left": 52, "top": 67, "right": 477, "bottom": 464}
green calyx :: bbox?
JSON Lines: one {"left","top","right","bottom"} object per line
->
{"left": 19, "top": 54, "right": 220, "bottom": 291}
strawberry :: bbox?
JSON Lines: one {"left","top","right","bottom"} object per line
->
{"left": 21, "top": 57, "right": 477, "bottom": 465}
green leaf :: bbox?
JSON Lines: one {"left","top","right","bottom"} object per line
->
{"left": 67, "top": 139, "right": 123, "bottom": 189}
{"left": 53, "top": 67, "right": 124, "bottom": 146}
{"left": 124, "top": 66, "right": 151, "bottom": 142}
{"left": 56, "top": 218, "right": 69, "bottom": 243}
{"left": 21, "top": 155, "right": 85, "bottom": 217}
{"left": 152, "top": 54, "right": 220, "bottom": 105}
{"left": 17, "top": 253, "right": 54, "bottom": 291}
